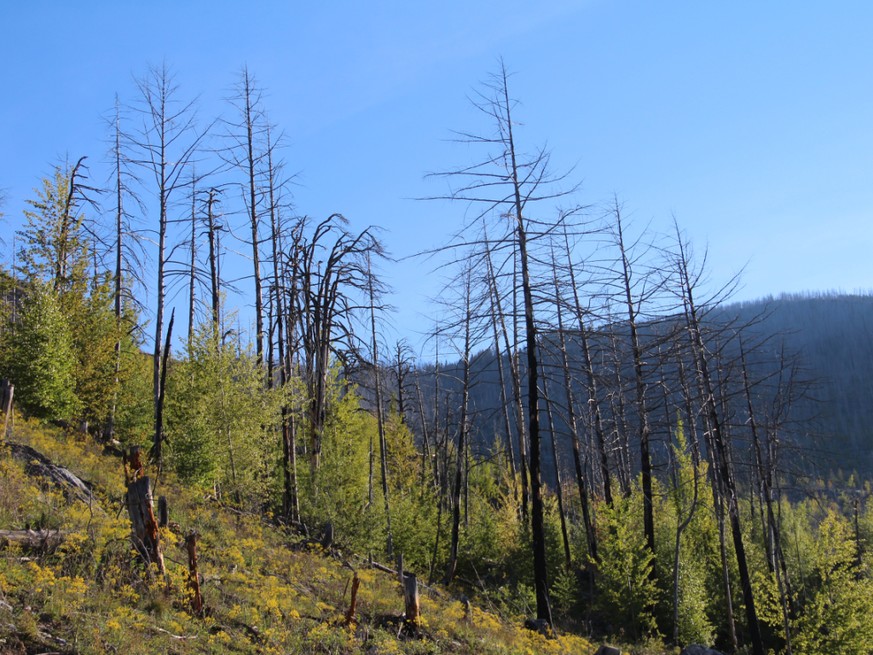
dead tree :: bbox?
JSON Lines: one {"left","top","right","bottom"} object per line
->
{"left": 423, "top": 60, "right": 587, "bottom": 625}
{"left": 483, "top": 237, "right": 522, "bottom": 501}
{"left": 185, "top": 532, "right": 204, "bottom": 616}
{"left": 106, "top": 96, "right": 144, "bottom": 441}
{"left": 550, "top": 245, "right": 597, "bottom": 560}
{"left": 293, "top": 215, "right": 383, "bottom": 485}
{"left": 222, "top": 67, "right": 268, "bottom": 365}
{"left": 673, "top": 226, "right": 764, "bottom": 655}
{"left": 130, "top": 63, "right": 209, "bottom": 469}
{"left": 367, "top": 251, "right": 394, "bottom": 556}
{"left": 610, "top": 201, "right": 658, "bottom": 557}
{"left": 444, "top": 264, "right": 475, "bottom": 584}
{"left": 562, "top": 225, "right": 613, "bottom": 506}
{"left": 540, "top": 362, "right": 572, "bottom": 569}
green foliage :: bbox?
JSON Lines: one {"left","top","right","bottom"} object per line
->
{"left": 66, "top": 277, "right": 123, "bottom": 429}
{"left": 381, "top": 411, "right": 440, "bottom": 572}
{"left": 595, "top": 491, "right": 659, "bottom": 641}
{"left": 661, "top": 421, "right": 716, "bottom": 647}
{"left": 3, "top": 280, "right": 80, "bottom": 420}
{"left": 793, "top": 509, "right": 873, "bottom": 654}
{"left": 298, "top": 376, "right": 376, "bottom": 552}
{"left": 0, "top": 419, "right": 601, "bottom": 655}
{"left": 6, "top": 167, "right": 142, "bottom": 434}
{"left": 167, "top": 324, "right": 280, "bottom": 502}
{"left": 112, "top": 343, "right": 153, "bottom": 446}
{"left": 16, "top": 163, "right": 90, "bottom": 293}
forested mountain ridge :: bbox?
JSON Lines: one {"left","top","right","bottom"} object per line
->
{"left": 715, "top": 292, "right": 873, "bottom": 476}
{"left": 408, "top": 292, "right": 873, "bottom": 484}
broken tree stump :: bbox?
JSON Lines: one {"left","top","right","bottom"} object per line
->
{"left": 185, "top": 531, "right": 204, "bottom": 616}
{"left": 1, "top": 380, "right": 13, "bottom": 439}
{"left": 403, "top": 573, "right": 419, "bottom": 625}
{"left": 125, "top": 475, "right": 165, "bottom": 574}
{"left": 344, "top": 573, "right": 360, "bottom": 625}
{"left": 158, "top": 496, "right": 168, "bottom": 528}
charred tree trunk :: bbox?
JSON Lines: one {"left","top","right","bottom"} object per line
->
{"left": 445, "top": 268, "right": 473, "bottom": 585}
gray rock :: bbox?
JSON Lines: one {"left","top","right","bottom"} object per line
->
{"left": 594, "top": 646, "right": 621, "bottom": 655}
{"left": 680, "top": 646, "right": 726, "bottom": 655}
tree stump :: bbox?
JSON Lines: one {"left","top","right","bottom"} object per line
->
{"left": 158, "top": 496, "right": 168, "bottom": 528}
{"left": 402, "top": 573, "right": 419, "bottom": 625}
{"left": 185, "top": 531, "right": 204, "bottom": 616}
{"left": 344, "top": 573, "right": 360, "bottom": 625}
{"left": 125, "top": 475, "right": 165, "bottom": 573}
{"left": 1, "top": 380, "right": 13, "bottom": 439}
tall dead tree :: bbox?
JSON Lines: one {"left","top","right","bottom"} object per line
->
{"left": 444, "top": 263, "right": 475, "bottom": 584}
{"left": 482, "top": 233, "right": 523, "bottom": 503}
{"left": 672, "top": 224, "right": 765, "bottom": 655}
{"left": 130, "top": 63, "right": 208, "bottom": 468}
{"left": 424, "top": 61, "right": 584, "bottom": 625}
{"left": 367, "top": 251, "right": 394, "bottom": 556}
{"left": 610, "top": 202, "right": 658, "bottom": 557}
{"left": 106, "top": 97, "right": 143, "bottom": 440}
{"left": 293, "top": 215, "right": 382, "bottom": 485}
{"left": 223, "top": 67, "right": 268, "bottom": 366}
{"left": 562, "top": 226, "right": 613, "bottom": 506}
{"left": 550, "top": 245, "right": 597, "bottom": 560}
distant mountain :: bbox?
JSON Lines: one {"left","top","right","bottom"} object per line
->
{"left": 709, "top": 293, "right": 873, "bottom": 477}
{"left": 403, "top": 292, "right": 873, "bottom": 485}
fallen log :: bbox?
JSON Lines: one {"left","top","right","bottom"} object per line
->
{"left": 5, "top": 442, "right": 99, "bottom": 510}
{"left": 0, "top": 529, "right": 66, "bottom": 551}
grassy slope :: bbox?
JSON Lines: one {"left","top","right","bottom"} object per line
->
{"left": 0, "top": 417, "right": 597, "bottom": 655}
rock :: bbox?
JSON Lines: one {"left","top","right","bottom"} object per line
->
{"left": 680, "top": 646, "right": 726, "bottom": 655}
{"left": 523, "top": 618, "right": 550, "bottom": 635}
{"left": 594, "top": 646, "right": 622, "bottom": 655}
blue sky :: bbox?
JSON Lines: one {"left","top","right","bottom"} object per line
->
{"left": 2, "top": 1, "right": 872, "bottom": 359}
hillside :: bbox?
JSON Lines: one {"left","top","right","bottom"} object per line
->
{"left": 414, "top": 292, "right": 873, "bottom": 484}
{"left": 712, "top": 293, "right": 873, "bottom": 476}
{"left": 0, "top": 417, "right": 597, "bottom": 655}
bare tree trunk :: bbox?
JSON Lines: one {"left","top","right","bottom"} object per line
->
{"left": 445, "top": 267, "right": 473, "bottom": 584}
{"left": 551, "top": 255, "right": 597, "bottom": 560}
{"left": 612, "top": 204, "right": 656, "bottom": 557}
{"left": 562, "top": 226, "right": 613, "bottom": 507}
{"left": 187, "top": 173, "right": 197, "bottom": 349}
{"left": 484, "top": 240, "right": 528, "bottom": 515}
{"left": 2, "top": 381, "right": 13, "bottom": 439}
{"left": 676, "top": 239, "right": 764, "bottom": 655}
{"left": 131, "top": 64, "right": 206, "bottom": 469}
{"left": 484, "top": 243, "right": 518, "bottom": 495}
{"left": 541, "top": 366, "right": 572, "bottom": 569}
{"left": 152, "top": 310, "right": 175, "bottom": 471}
{"left": 185, "top": 532, "right": 204, "bottom": 616}
{"left": 368, "top": 252, "right": 393, "bottom": 556}
{"left": 108, "top": 98, "right": 125, "bottom": 441}
{"left": 126, "top": 469, "right": 165, "bottom": 574}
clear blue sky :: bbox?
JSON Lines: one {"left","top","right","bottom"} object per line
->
{"left": 2, "top": 1, "right": 872, "bottom": 359}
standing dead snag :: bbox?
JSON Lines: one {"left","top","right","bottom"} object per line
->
{"left": 125, "top": 448, "right": 165, "bottom": 574}
{"left": 2, "top": 380, "right": 15, "bottom": 439}
{"left": 185, "top": 532, "right": 204, "bottom": 616}
{"left": 403, "top": 573, "right": 420, "bottom": 626}
{"left": 1, "top": 380, "right": 13, "bottom": 439}
{"left": 344, "top": 573, "right": 360, "bottom": 625}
